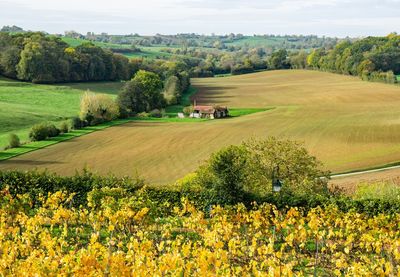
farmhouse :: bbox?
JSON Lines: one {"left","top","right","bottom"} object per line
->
{"left": 190, "top": 105, "right": 229, "bottom": 119}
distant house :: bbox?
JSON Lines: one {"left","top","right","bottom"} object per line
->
{"left": 190, "top": 105, "right": 229, "bottom": 119}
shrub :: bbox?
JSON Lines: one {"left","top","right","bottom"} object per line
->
{"left": 1, "top": 170, "right": 400, "bottom": 216}
{"left": 354, "top": 182, "right": 400, "bottom": 201}
{"left": 29, "top": 123, "right": 60, "bottom": 141}
{"left": 231, "top": 64, "right": 255, "bottom": 75}
{"left": 7, "top": 133, "right": 20, "bottom": 148}
{"left": 70, "top": 116, "right": 87, "bottom": 130}
{"left": 59, "top": 121, "right": 70, "bottom": 133}
{"left": 47, "top": 124, "right": 60, "bottom": 137}
{"left": 89, "top": 117, "right": 105, "bottom": 126}
{"left": 137, "top": 112, "right": 149, "bottom": 118}
{"left": 149, "top": 109, "right": 163, "bottom": 118}
{"left": 80, "top": 91, "right": 119, "bottom": 125}
{"left": 0, "top": 170, "right": 144, "bottom": 208}
{"left": 183, "top": 106, "right": 194, "bottom": 116}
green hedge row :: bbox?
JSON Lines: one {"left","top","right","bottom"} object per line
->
{"left": 1, "top": 170, "right": 399, "bottom": 216}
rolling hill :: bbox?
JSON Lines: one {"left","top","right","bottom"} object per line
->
{"left": 1, "top": 70, "right": 400, "bottom": 184}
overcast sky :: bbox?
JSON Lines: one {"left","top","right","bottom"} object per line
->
{"left": 0, "top": 0, "right": 399, "bottom": 37}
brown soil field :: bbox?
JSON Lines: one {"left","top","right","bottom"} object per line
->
{"left": 2, "top": 70, "right": 400, "bottom": 185}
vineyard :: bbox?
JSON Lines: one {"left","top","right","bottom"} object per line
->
{"left": 1, "top": 188, "right": 399, "bottom": 276}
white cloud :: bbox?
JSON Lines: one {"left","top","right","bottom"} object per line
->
{"left": 0, "top": 0, "right": 399, "bottom": 36}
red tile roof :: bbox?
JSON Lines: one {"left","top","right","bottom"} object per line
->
{"left": 194, "top": 105, "right": 215, "bottom": 113}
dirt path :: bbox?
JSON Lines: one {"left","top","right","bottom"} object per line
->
{"left": 330, "top": 166, "right": 400, "bottom": 193}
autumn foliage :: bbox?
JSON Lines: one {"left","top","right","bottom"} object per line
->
{"left": 0, "top": 187, "right": 399, "bottom": 276}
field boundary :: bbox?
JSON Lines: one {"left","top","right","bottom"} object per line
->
{"left": 0, "top": 119, "right": 136, "bottom": 162}
{"left": 331, "top": 161, "right": 400, "bottom": 178}
{"left": 0, "top": 107, "right": 269, "bottom": 162}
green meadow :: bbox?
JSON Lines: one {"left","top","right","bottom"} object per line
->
{"left": 0, "top": 77, "right": 123, "bottom": 148}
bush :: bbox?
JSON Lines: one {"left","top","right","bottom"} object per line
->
{"left": 89, "top": 117, "right": 105, "bottom": 126}
{"left": 80, "top": 91, "right": 119, "bottom": 125}
{"left": 149, "top": 109, "right": 163, "bottom": 118}
{"left": 59, "top": 121, "right": 70, "bottom": 134}
{"left": 29, "top": 123, "right": 60, "bottom": 141}
{"left": 137, "top": 112, "right": 149, "bottom": 118}
{"left": 0, "top": 170, "right": 144, "bottom": 208}
{"left": 70, "top": 116, "right": 87, "bottom": 130}
{"left": 231, "top": 65, "right": 255, "bottom": 75}
{"left": 7, "top": 133, "right": 20, "bottom": 148}
{"left": 183, "top": 106, "right": 194, "bottom": 116}
{"left": 1, "top": 170, "right": 400, "bottom": 216}
{"left": 354, "top": 182, "right": 400, "bottom": 201}
{"left": 47, "top": 124, "right": 60, "bottom": 137}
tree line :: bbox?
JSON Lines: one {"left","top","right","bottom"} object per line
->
{"left": 0, "top": 32, "right": 134, "bottom": 83}
{"left": 290, "top": 33, "right": 400, "bottom": 83}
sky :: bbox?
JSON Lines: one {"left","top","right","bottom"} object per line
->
{"left": 0, "top": 0, "right": 399, "bottom": 37}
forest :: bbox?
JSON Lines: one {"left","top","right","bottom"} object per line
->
{"left": 0, "top": 32, "right": 133, "bottom": 83}
{"left": 1, "top": 30, "right": 399, "bottom": 84}
{"left": 299, "top": 33, "right": 400, "bottom": 83}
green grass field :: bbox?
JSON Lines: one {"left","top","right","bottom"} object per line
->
{"left": 2, "top": 70, "right": 400, "bottom": 184}
{"left": 396, "top": 75, "right": 400, "bottom": 82}
{"left": 0, "top": 77, "right": 123, "bottom": 148}
{"left": 62, "top": 37, "right": 175, "bottom": 59}
{"left": 61, "top": 37, "right": 131, "bottom": 49}
{"left": 225, "top": 36, "right": 286, "bottom": 47}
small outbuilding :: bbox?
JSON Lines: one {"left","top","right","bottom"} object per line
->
{"left": 190, "top": 105, "right": 229, "bottom": 119}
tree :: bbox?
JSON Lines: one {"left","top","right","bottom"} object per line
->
{"left": 290, "top": 50, "right": 308, "bottom": 69}
{"left": 132, "top": 70, "right": 164, "bottom": 111}
{"left": 80, "top": 91, "right": 119, "bottom": 125}
{"left": 243, "top": 138, "right": 329, "bottom": 195}
{"left": 117, "top": 80, "right": 147, "bottom": 115}
{"left": 307, "top": 49, "right": 325, "bottom": 69}
{"left": 17, "top": 34, "right": 69, "bottom": 83}
{"left": 196, "top": 145, "right": 249, "bottom": 204}
{"left": 195, "top": 137, "right": 329, "bottom": 201}
{"left": 269, "top": 49, "right": 290, "bottom": 69}
{"left": 163, "top": 75, "right": 181, "bottom": 105}
{"left": 0, "top": 46, "right": 20, "bottom": 78}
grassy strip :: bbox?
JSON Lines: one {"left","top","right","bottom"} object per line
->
{"left": 0, "top": 107, "right": 270, "bottom": 161}
{"left": 331, "top": 160, "right": 400, "bottom": 177}
{"left": 0, "top": 119, "right": 134, "bottom": 161}
{"left": 229, "top": 108, "right": 274, "bottom": 117}
{"left": 214, "top": 73, "right": 233, "bottom": 78}
{"left": 397, "top": 75, "right": 400, "bottom": 82}
{"left": 130, "top": 117, "right": 208, "bottom": 123}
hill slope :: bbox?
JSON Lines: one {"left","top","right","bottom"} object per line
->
{"left": 0, "top": 78, "right": 123, "bottom": 147}
{"left": 2, "top": 70, "right": 400, "bottom": 184}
